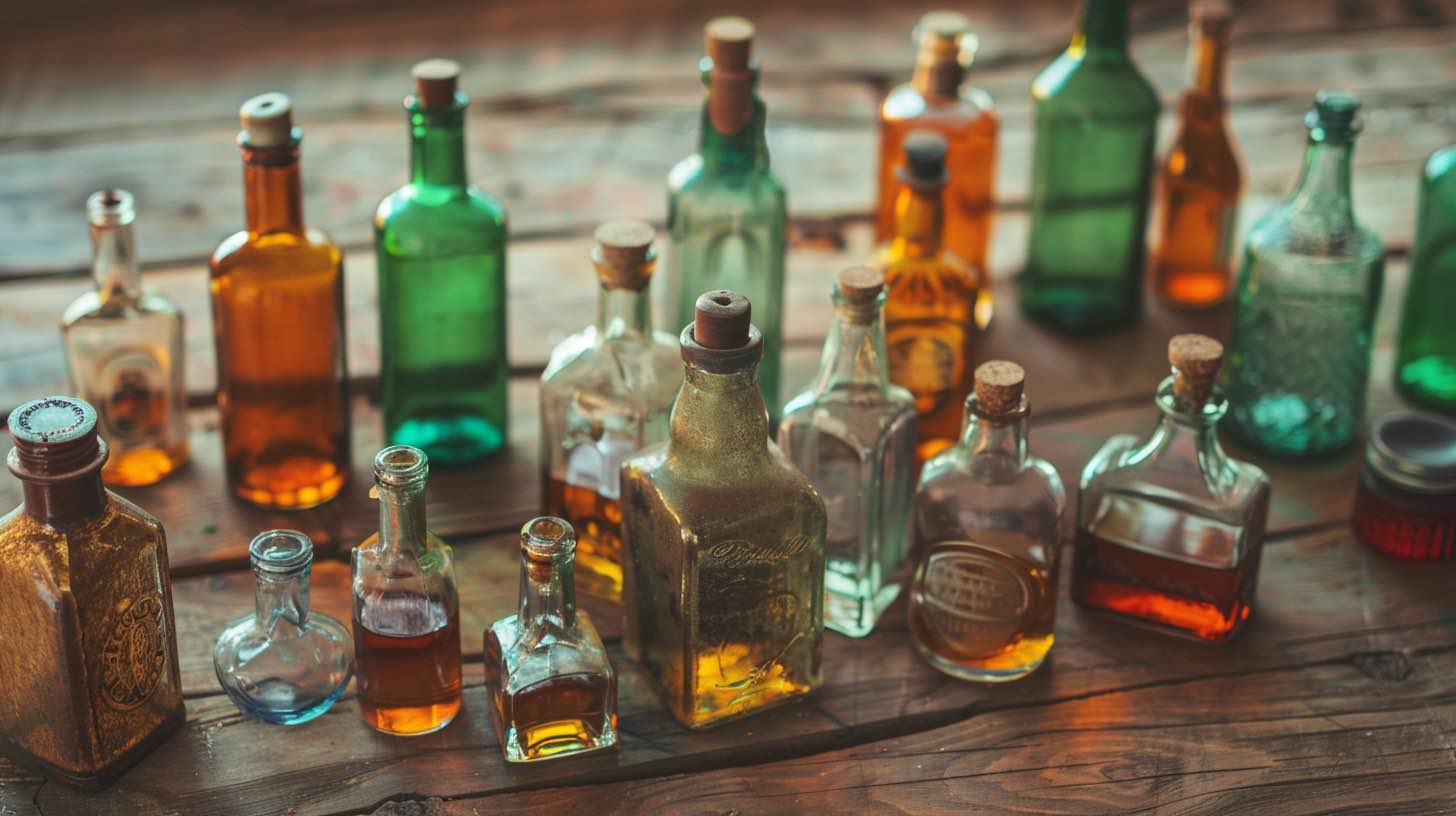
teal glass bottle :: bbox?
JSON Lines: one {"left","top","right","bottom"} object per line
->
{"left": 374, "top": 59, "right": 509, "bottom": 465}
{"left": 1020, "top": 0, "right": 1160, "bottom": 333}
{"left": 1395, "top": 145, "right": 1456, "bottom": 414}
{"left": 1222, "top": 91, "right": 1385, "bottom": 458}
{"left": 666, "top": 17, "right": 787, "bottom": 423}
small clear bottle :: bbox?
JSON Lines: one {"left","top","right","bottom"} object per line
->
{"left": 352, "top": 445, "right": 462, "bottom": 735}
{"left": 213, "top": 530, "right": 352, "bottom": 725}
{"left": 62, "top": 190, "right": 189, "bottom": 487}
{"left": 779, "top": 267, "right": 917, "bottom": 637}
{"left": 484, "top": 517, "right": 618, "bottom": 763}
{"left": 909, "top": 362, "right": 1065, "bottom": 681}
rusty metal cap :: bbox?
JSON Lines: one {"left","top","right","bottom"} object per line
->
{"left": 7, "top": 396, "right": 106, "bottom": 480}
{"left": 1366, "top": 412, "right": 1456, "bottom": 494}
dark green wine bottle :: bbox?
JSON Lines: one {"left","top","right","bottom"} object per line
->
{"left": 1395, "top": 145, "right": 1456, "bottom": 414}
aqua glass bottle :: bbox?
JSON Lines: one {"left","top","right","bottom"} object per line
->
{"left": 1020, "top": 0, "right": 1160, "bottom": 333}
{"left": 666, "top": 17, "right": 788, "bottom": 423}
{"left": 374, "top": 59, "right": 509, "bottom": 466}
{"left": 1395, "top": 145, "right": 1456, "bottom": 414}
{"left": 1222, "top": 91, "right": 1385, "bottom": 458}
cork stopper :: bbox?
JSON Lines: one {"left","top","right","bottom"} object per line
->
{"left": 1191, "top": 0, "right": 1233, "bottom": 36}
{"left": 240, "top": 92, "right": 294, "bottom": 148}
{"left": 694, "top": 290, "right": 752, "bottom": 350}
{"left": 898, "top": 131, "right": 949, "bottom": 188}
{"left": 834, "top": 266, "right": 885, "bottom": 322}
{"left": 973, "top": 361, "right": 1026, "bottom": 419}
{"left": 1168, "top": 334, "right": 1224, "bottom": 407}
{"left": 706, "top": 17, "right": 755, "bottom": 135}
{"left": 412, "top": 58, "right": 461, "bottom": 108}
{"left": 591, "top": 220, "right": 657, "bottom": 290}
{"left": 6, "top": 396, "right": 105, "bottom": 479}
{"left": 705, "top": 16, "right": 754, "bottom": 71}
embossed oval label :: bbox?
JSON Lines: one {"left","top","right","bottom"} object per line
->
{"left": 100, "top": 596, "right": 168, "bottom": 710}
{"left": 97, "top": 348, "right": 168, "bottom": 444}
{"left": 887, "top": 330, "right": 964, "bottom": 416}
{"left": 918, "top": 545, "right": 1029, "bottom": 655}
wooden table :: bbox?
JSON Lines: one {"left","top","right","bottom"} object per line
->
{"left": 1, "top": 1, "right": 1453, "bottom": 812}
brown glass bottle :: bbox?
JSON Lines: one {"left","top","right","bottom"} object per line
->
{"left": 210, "top": 93, "right": 350, "bottom": 509}
{"left": 0, "top": 396, "right": 184, "bottom": 788}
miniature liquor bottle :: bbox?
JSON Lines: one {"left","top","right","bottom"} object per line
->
{"left": 874, "top": 131, "right": 989, "bottom": 462}
{"left": 1394, "top": 145, "right": 1456, "bottom": 414}
{"left": 1021, "top": 0, "right": 1159, "bottom": 332}
{"left": 779, "top": 267, "right": 917, "bottom": 637}
{"left": 665, "top": 17, "right": 788, "bottom": 424}
{"left": 876, "top": 11, "right": 998, "bottom": 271}
{"left": 910, "top": 361, "right": 1065, "bottom": 681}
{"left": 621, "top": 291, "right": 826, "bottom": 729}
{"left": 210, "top": 93, "right": 350, "bottom": 509}
{"left": 540, "top": 222, "right": 682, "bottom": 602}
{"left": 484, "top": 517, "right": 618, "bottom": 762}
{"left": 0, "top": 397, "right": 184, "bottom": 788}
{"left": 1074, "top": 336, "right": 1271, "bottom": 642}
{"left": 1152, "top": 1, "right": 1241, "bottom": 308}
{"left": 352, "top": 445, "right": 462, "bottom": 735}
{"left": 1222, "top": 91, "right": 1385, "bottom": 459}
{"left": 375, "top": 59, "right": 509, "bottom": 464}
{"left": 61, "top": 190, "right": 189, "bottom": 487}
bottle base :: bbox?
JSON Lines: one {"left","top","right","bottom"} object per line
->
{"left": 390, "top": 415, "right": 504, "bottom": 467}
{"left": 102, "top": 445, "right": 189, "bottom": 487}
{"left": 1154, "top": 266, "right": 1230, "bottom": 310}
{"left": 501, "top": 716, "right": 618, "bottom": 763}
{"left": 359, "top": 698, "right": 461, "bottom": 736}
{"left": 1396, "top": 356, "right": 1456, "bottom": 416}
{"left": 0, "top": 704, "right": 185, "bottom": 790}
{"left": 1074, "top": 584, "right": 1248, "bottom": 643}
{"left": 825, "top": 581, "right": 902, "bottom": 639}
{"left": 231, "top": 454, "right": 348, "bottom": 510}
{"left": 910, "top": 635, "right": 1052, "bottom": 683}
{"left": 1224, "top": 397, "right": 1359, "bottom": 461}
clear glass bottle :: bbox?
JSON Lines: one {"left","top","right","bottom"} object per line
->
{"left": 62, "top": 190, "right": 189, "bottom": 487}
{"left": 621, "top": 291, "right": 826, "bottom": 729}
{"left": 1394, "top": 145, "right": 1456, "bottom": 414}
{"left": 666, "top": 17, "right": 788, "bottom": 424}
{"left": 1074, "top": 335, "right": 1271, "bottom": 642}
{"left": 351, "top": 445, "right": 461, "bottom": 735}
{"left": 909, "top": 361, "right": 1065, "bottom": 681}
{"left": 540, "top": 222, "right": 682, "bottom": 603}
{"left": 876, "top": 11, "right": 998, "bottom": 271}
{"left": 210, "top": 93, "right": 350, "bottom": 509}
{"left": 1222, "top": 91, "right": 1385, "bottom": 459}
{"left": 213, "top": 530, "right": 352, "bottom": 725}
{"left": 1021, "top": 0, "right": 1160, "bottom": 332}
{"left": 484, "top": 517, "right": 618, "bottom": 763}
{"left": 375, "top": 59, "right": 510, "bottom": 465}
{"left": 778, "top": 267, "right": 917, "bottom": 637}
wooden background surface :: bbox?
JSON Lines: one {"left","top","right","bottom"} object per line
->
{"left": 0, "top": 0, "right": 1453, "bottom": 813}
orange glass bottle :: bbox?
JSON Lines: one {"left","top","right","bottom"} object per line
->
{"left": 1152, "top": 1, "right": 1241, "bottom": 308}
{"left": 210, "top": 93, "right": 350, "bottom": 509}
{"left": 876, "top": 11, "right": 998, "bottom": 272}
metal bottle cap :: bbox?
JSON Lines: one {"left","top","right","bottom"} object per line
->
{"left": 1366, "top": 412, "right": 1456, "bottom": 494}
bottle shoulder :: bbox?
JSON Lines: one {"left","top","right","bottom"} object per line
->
{"left": 541, "top": 331, "right": 683, "bottom": 404}
{"left": 375, "top": 185, "right": 508, "bottom": 233}
{"left": 211, "top": 228, "right": 343, "bottom": 274}
{"left": 1034, "top": 52, "right": 1159, "bottom": 114}
{"left": 669, "top": 156, "right": 786, "bottom": 205}
{"left": 881, "top": 84, "right": 997, "bottom": 126}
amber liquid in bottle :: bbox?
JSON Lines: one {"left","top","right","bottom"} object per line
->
{"left": 542, "top": 474, "right": 623, "bottom": 598}
{"left": 495, "top": 672, "right": 610, "bottom": 760}
{"left": 355, "top": 611, "right": 462, "bottom": 734}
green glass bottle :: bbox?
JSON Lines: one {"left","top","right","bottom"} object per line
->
{"left": 374, "top": 59, "right": 509, "bottom": 465}
{"left": 1021, "top": 0, "right": 1159, "bottom": 333}
{"left": 1222, "top": 91, "right": 1385, "bottom": 458}
{"left": 666, "top": 17, "right": 788, "bottom": 423}
{"left": 1395, "top": 145, "right": 1456, "bottom": 414}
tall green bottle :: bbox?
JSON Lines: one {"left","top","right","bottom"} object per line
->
{"left": 374, "top": 60, "right": 509, "bottom": 465}
{"left": 666, "top": 17, "right": 787, "bottom": 423}
{"left": 1395, "top": 145, "right": 1456, "bottom": 414}
{"left": 1021, "top": 0, "right": 1159, "bottom": 333}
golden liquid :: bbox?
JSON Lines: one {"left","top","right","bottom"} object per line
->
{"left": 104, "top": 445, "right": 187, "bottom": 487}
{"left": 354, "top": 613, "right": 462, "bottom": 735}
{"left": 1152, "top": 89, "right": 1240, "bottom": 309}
{"left": 498, "top": 672, "right": 614, "bottom": 761}
{"left": 659, "top": 642, "right": 813, "bottom": 728}
{"left": 543, "top": 474, "right": 623, "bottom": 602}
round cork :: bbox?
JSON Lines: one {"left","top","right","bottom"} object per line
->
{"left": 974, "top": 361, "right": 1025, "bottom": 418}
{"left": 694, "top": 290, "right": 752, "bottom": 350}
{"left": 835, "top": 266, "right": 884, "bottom": 304}
{"left": 412, "top": 58, "right": 461, "bottom": 108}
{"left": 591, "top": 220, "right": 656, "bottom": 290}
{"left": 899, "top": 130, "right": 949, "bottom": 187}
{"left": 1169, "top": 334, "right": 1224, "bottom": 406}
{"left": 240, "top": 92, "right": 294, "bottom": 147}
{"left": 705, "top": 16, "right": 754, "bottom": 70}
{"left": 1191, "top": 0, "right": 1233, "bottom": 36}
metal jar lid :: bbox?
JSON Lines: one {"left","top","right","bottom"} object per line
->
{"left": 1365, "top": 411, "right": 1456, "bottom": 494}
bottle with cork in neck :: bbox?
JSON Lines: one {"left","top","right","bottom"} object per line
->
{"left": 375, "top": 59, "right": 510, "bottom": 466}
{"left": 621, "top": 290, "right": 826, "bottom": 729}
{"left": 779, "top": 267, "right": 918, "bottom": 638}
{"left": 0, "top": 396, "right": 184, "bottom": 787}
{"left": 1074, "top": 335, "right": 1271, "bottom": 642}
{"left": 665, "top": 17, "right": 788, "bottom": 426}
{"left": 540, "top": 221, "right": 682, "bottom": 604}
{"left": 909, "top": 361, "right": 1065, "bottom": 681}
{"left": 210, "top": 92, "right": 350, "bottom": 509}
{"left": 876, "top": 10, "right": 998, "bottom": 272}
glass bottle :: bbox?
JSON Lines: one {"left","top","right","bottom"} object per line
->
{"left": 210, "top": 93, "right": 350, "bottom": 509}
{"left": 1352, "top": 412, "right": 1456, "bottom": 561}
{"left": 876, "top": 11, "right": 998, "bottom": 271}
{"left": 621, "top": 291, "right": 826, "bottom": 729}
{"left": 352, "top": 445, "right": 461, "bottom": 735}
{"left": 213, "top": 530, "right": 353, "bottom": 725}
{"left": 375, "top": 59, "right": 510, "bottom": 465}
{"left": 1074, "top": 336, "right": 1271, "bottom": 642}
{"left": 874, "top": 131, "right": 989, "bottom": 463}
{"left": 61, "top": 190, "right": 189, "bottom": 487}
{"left": 1152, "top": 1, "right": 1241, "bottom": 308}
{"left": 540, "top": 221, "right": 682, "bottom": 603}
{"left": 1222, "top": 91, "right": 1385, "bottom": 459}
{"left": 1021, "top": 0, "right": 1160, "bottom": 333}
{"left": 484, "top": 517, "right": 618, "bottom": 763}
{"left": 909, "top": 361, "right": 1065, "bottom": 681}
{"left": 666, "top": 17, "right": 788, "bottom": 424}
{"left": 778, "top": 267, "right": 917, "bottom": 637}
{"left": 0, "top": 396, "right": 184, "bottom": 788}
{"left": 1394, "top": 145, "right": 1456, "bottom": 414}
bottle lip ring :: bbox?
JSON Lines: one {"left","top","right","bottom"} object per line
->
{"left": 1153, "top": 377, "right": 1228, "bottom": 425}
{"left": 1365, "top": 411, "right": 1456, "bottom": 494}
{"left": 87, "top": 189, "right": 136, "bottom": 227}
{"left": 521, "top": 516, "right": 576, "bottom": 559}
{"left": 679, "top": 323, "right": 764, "bottom": 373}
{"left": 374, "top": 445, "right": 430, "bottom": 487}
{"left": 249, "top": 529, "right": 315, "bottom": 574}
{"left": 967, "top": 392, "right": 1030, "bottom": 423}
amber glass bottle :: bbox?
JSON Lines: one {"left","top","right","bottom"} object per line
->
{"left": 210, "top": 93, "right": 350, "bottom": 510}
{"left": 0, "top": 396, "right": 184, "bottom": 788}
{"left": 1152, "top": 1, "right": 1241, "bottom": 308}
{"left": 877, "top": 11, "right": 998, "bottom": 271}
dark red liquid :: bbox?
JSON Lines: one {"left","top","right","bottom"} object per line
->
{"left": 1353, "top": 469, "right": 1456, "bottom": 561}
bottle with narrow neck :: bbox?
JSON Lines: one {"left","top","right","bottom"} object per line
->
{"left": 1395, "top": 145, "right": 1456, "bottom": 414}
{"left": 1073, "top": 0, "right": 1130, "bottom": 58}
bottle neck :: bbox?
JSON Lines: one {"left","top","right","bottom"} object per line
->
{"left": 812, "top": 302, "right": 891, "bottom": 392}
{"left": 1073, "top": 0, "right": 1130, "bottom": 58}
{"left": 1290, "top": 136, "right": 1355, "bottom": 218}
{"left": 1135, "top": 379, "right": 1232, "bottom": 478}
{"left": 90, "top": 217, "right": 140, "bottom": 297}
{"left": 243, "top": 146, "right": 306, "bottom": 235}
{"left": 520, "top": 554, "right": 576, "bottom": 632}
{"left": 12, "top": 435, "right": 109, "bottom": 525}
{"left": 377, "top": 481, "right": 428, "bottom": 557}
{"left": 959, "top": 402, "right": 1029, "bottom": 464}
{"left": 911, "top": 45, "right": 965, "bottom": 100}
{"left": 890, "top": 184, "right": 946, "bottom": 260}
{"left": 700, "top": 62, "right": 769, "bottom": 172}
{"left": 597, "top": 284, "right": 653, "bottom": 340}
{"left": 409, "top": 104, "right": 469, "bottom": 190}
{"left": 22, "top": 475, "right": 107, "bottom": 526}
{"left": 1188, "top": 28, "right": 1228, "bottom": 101}
{"left": 668, "top": 365, "right": 772, "bottom": 469}
{"left": 254, "top": 568, "right": 310, "bottom": 630}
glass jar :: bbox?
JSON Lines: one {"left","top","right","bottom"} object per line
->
{"left": 1352, "top": 412, "right": 1456, "bottom": 561}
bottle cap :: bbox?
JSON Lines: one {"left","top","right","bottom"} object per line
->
{"left": 973, "top": 361, "right": 1025, "bottom": 418}
{"left": 1307, "top": 89, "right": 1362, "bottom": 142}
{"left": 898, "top": 131, "right": 949, "bottom": 188}
{"left": 240, "top": 92, "right": 295, "bottom": 148}
{"left": 1168, "top": 334, "right": 1224, "bottom": 407}
{"left": 1190, "top": 0, "right": 1233, "bottom": 36}
{"left": 705, "top": 16, "right": 754, "bottom": 71}
{"left": 1366, "top": 412, "right": 1456, "bottom": 494}
{"left": 412, "top": 58, "right": 461, "bottom": 108}
{"left": 249, "top": 530, "right": 315, "bottom": 575}
{"left": 87, "top": 189, "right": 135, "bottom": 228}
{"left": 6, "top": 396, "right": 105, "bottom": 480}
{"left": 591, "top": 220, "right": 657, "bottom": 290}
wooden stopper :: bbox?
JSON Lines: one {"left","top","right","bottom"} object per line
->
{"left": 412, "top": 58, "right": 461, "bottom": 108}
{"left": 974, "top": 361, "right": 1025, "bottom": 418}
{"left": 1191, "top": 0, "right": 1233, "bottom": 37}
{"left": 239, "top": 92, "right": 294, "bottom": 147}
{"left": 705, "top": 17, "right": 754, "bottom": 71}
{"left": 591, "top": 220, "right": 656, "bottom": 289}
{"left": 1169, "top": 334, "right": 1224, "bottom": 407}
{"left": 693, "top": 290, "right": 752, "bottom": 350}
{"left": 836, "top": 266, "right": 884, "bottom": 304}
{"left": 706, "top": 17, "right": 754, "bottom": 135}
